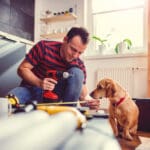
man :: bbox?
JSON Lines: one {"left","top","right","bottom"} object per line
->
{"left": 7, "top": 27, "right": 100, "bottom": 109}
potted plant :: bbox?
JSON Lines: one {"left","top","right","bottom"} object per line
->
{"left": 115, "top": 38, "right": 132, "bottom": 54}
{"left": 92, "top": 35, "right": 108, "bottom": 54}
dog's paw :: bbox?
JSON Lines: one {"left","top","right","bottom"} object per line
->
{"left": 114, "top": 131, "right": 119, "bottom": 137}
{"left": 122, "top": 133, "right": 133, "bottom": 141}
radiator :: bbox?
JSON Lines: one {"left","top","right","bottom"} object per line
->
{"left": 97, "top": 67, "right": 136, "bottom": 96}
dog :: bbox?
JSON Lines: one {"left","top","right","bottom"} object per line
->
{"left": 90, "top": 78, "right": 139, "bottom": 140}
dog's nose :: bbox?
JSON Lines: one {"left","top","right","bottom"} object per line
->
{"left": 90, "top": 91, "right": 94, "bottom": 98}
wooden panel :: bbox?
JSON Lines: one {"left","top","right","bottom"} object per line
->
{"left": 40, "top": 13, "right": 77, "bottom": 23}
{"left": 148, "top": 0, "right": 150, "bottom": 96}
{"left": 133, "top": 98, "right": 150, "bottom": 132}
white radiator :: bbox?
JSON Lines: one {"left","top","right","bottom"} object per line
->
{"left": 97, "top": 67, "right": 135, "bottom": 96}
{"left": 96, "top": 67, "right": 147, "bottom": 108}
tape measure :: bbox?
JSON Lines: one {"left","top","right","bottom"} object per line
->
{"left": 6, "top": 94, "right": 19, "bottom": 106}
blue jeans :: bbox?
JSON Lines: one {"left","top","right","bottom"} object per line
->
{"left": 7, "top": 67, "right": 84, "bottom": 106}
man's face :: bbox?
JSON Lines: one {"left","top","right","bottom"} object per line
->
{"left": 62, "top": 36, "right": 87, "bottom": 62}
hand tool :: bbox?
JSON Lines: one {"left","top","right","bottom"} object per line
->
{"left": 43, "top": 70, "right": 73, "bottom": 101}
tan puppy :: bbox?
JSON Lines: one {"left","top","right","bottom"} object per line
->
{"left": 90, "top": 78, "right": 139, "bottom": 140}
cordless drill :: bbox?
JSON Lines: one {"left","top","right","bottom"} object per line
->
{"left": 43, "top": 70, "right": 72, "bottom": 101}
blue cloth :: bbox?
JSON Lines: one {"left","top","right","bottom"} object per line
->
{"left": 7, "top": 67, "right": 84, "bottom": 106}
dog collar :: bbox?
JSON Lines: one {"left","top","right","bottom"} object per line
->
{"left": 113, "top": 97, "right": 125, "bottom": 107}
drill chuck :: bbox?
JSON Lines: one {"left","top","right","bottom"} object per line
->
{"left": 62, "top": 72, "right": 72, "bottom": 79}
{"left": 54, "top": 71, "right": 72, "bottom": 80}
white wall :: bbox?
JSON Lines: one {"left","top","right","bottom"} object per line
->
{"left": 84, "top": 54, "right": 148, "bottom": 98}
{"left": 34, "top": 0, "right": 148, "bottom": 98}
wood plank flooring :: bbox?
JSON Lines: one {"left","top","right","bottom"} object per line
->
{"left": 117, "top": 131, "right": 150, "bottom": 150}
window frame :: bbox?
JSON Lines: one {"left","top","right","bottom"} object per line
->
{"left": 84, "top": 0, "right": 147, "bottom": 58}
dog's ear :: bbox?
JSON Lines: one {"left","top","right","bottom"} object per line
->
{"left": 105, "top": 80, "right": 117, "bottom": 97}
{"left": 98, "top": 80, "right": 106, "bottom": 89}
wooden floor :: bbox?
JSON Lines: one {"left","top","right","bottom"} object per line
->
{"left": 117, "top": 131, "right": 150, "bottom": 150}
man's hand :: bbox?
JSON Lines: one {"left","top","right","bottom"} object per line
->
{"left": 40, "top": 78, "right": 57, "bottom": 90}
{"left": 80, "top": 95, "right": 100, "bottom": 110}
{"left": 86, "top": 99, "right": 100, "bottom": 110}
{"left": 79, "top": 85, "right": 100, "bottom": 110}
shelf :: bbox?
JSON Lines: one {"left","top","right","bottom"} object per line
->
{"left": 40, "top": 32, "right": 67, "bottom": 39}
{"left": 40, "top": 13, "right": 77, "bottom": 23}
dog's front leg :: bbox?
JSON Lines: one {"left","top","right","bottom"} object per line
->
{"left": 130, "top": 125, "right": 138, "bottom": 136}
{"left": 122, "top": 126, "right": 133, "bottom": 140}
{"left": 109, "top": 116, "right": 118, "bottom": 136}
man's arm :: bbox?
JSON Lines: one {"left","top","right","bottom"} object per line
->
{"left": 17, "top": 59, "right": 42, "bottom": 87}
{"left": 17, "top": 60, "right": 57, "bottom": 91}
{"left": 79, "top": 84, "right": 88, "bottom": 100}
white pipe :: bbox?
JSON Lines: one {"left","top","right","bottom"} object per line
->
{"left": 0, "top": 112, "right": 77, "bottom": 150}
{"left": 0, "top": 110, "right": 49, "bottom": 140}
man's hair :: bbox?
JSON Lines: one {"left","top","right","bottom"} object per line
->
{"left": 66, "top": 27, "right": 89, "bottom": 44}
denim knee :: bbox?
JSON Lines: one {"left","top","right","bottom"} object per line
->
{"left": 68, "top": 67, "right": 84, "bottom": 83}
{"left": 62, "top": 67, "right": 84, "bottom": 104}
{"left": 7, "top": 87, "right": 32, "bottom": 104}
{"left": 7, "top": 86, "right": 43, "bottom": 104}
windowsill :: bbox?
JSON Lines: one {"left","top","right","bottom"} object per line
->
{"left": 84, "top": 52, "right": 147, "bottom": 60}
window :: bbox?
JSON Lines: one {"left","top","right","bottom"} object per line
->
{"left": 85, "top": 0, "right": 145, "bottom": 56}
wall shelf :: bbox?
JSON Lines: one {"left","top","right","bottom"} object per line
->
{"left": 40, "top": 13, "right": 77, "bottom": 39}
{"left": 40, "top": 13, "right": 77, "bottom": 23}
{"left": 40, "top": 32, "right": 67, "bottom": 39}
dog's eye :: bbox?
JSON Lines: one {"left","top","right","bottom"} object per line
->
{"left": 97, "top": 85, "right": 102, "bottom": 89}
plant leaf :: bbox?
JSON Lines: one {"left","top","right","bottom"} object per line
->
{"left": 115, "top": 43, "right": 119, "bottom": 54}
{"left": 123, "top": 39, "right": 132, "bottom": 49}
{"left": 92, "top": 36, "right": 107, "bottom": 44}
{"left": 92, "top": 36, "right": 101, "bottom": 42}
